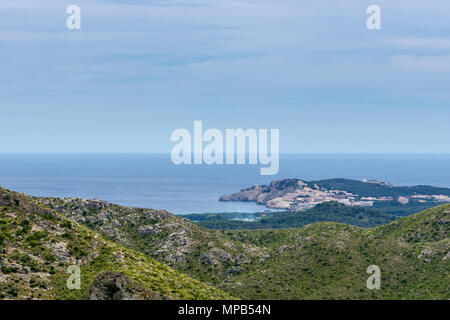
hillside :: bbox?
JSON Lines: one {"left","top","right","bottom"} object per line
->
{"left": 0, "top": 187, "right": 231, "bottom": 300}
{"left": 222, "top": 204, "right": 449, "bottom": 299}
{"left": 2, "top": 186, "right": 448, "bottom": 300}
{"left": 36, "top": 195, "right": 269, "bottom": 291}
{"left": 35, "top": 192, "right": 449, "bottom": 300}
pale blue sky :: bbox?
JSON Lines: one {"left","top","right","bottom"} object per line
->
{"left": 1, "top": 0, "right": 449, "bottom": 153}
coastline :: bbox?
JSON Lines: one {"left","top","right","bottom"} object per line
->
{"left": 1, "top": 153, "right": 450, "bottom": 214}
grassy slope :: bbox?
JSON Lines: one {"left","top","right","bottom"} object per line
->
{"left": 224, "top": 205, "right": 449, "bottom": 299}
{"left": 36, "top": 193, "right": 449, "bottom": 300}
{"left": 0, "top": 188, "right": 231, "bottom": 300}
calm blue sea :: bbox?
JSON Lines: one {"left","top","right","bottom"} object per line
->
{"left": 0, "top": 154, "right": 449, "bottom": 214}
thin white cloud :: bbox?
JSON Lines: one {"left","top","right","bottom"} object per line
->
{"left": 386, "top": 37, "right": 450, "bottom": 49}
{"left": 390, "top": 54, "right": 450, "bottom": 71}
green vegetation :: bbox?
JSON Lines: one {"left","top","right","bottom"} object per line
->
{"left": 35, "top": 196, "right": 269, "bottom": 291}
{"left": 0, "top": 187, "right": 232, "bottom": 300}
{"left": 370, "top": 201, "right": 437, "bottom": 216}
{"left": 1, "top": 186, "right": 448, "bottom": 300}
{"left": 185, "top": 202, "right": 398, "bottom": 230}
{"left": 310, "top": 178, "right": 450, "bottom": 198}
{"left": 222, "top": 205, "right": 449, "bottom": 299}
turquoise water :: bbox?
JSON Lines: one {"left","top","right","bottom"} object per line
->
{"left": 0, "top": 153, "right": 449, "bottom": 214}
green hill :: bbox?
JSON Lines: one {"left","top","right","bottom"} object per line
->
{"left": 0, "top": 187, "right": 231, "bottom": 300}
{"left": 312, "top": 178, "right": 450, "bottom": 198}
{"left": 35, "top": 194, "right": 269, "bottom": 291}
{"left": 2, "top": 186, "right": 448, "bottom": 300}
{"left": 222, "top": 205, "right": 449, "bottom": 299}
{"left": 35, "top": 192, "right": 449, "bottom": 300}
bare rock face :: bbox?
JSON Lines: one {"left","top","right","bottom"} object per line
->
{"left": 200, "top": 248, "right": 250, "bottom": 268}
{"left": 417, "top": 248, "right": 435, "bottom": 262}
{"left": 442, "top": 252, "right": 450, "bottom": 261}
{"left": 219, "top": 179, "right": 308, "bottom": 209}
{"left": 200, "top": 249, "right": 231, "bottom": 267}
{"left": 87, "top": 199, "right": 108, "bottom": 211}
{"left": 219, "top": 185, "right": 264, "bottom": 202}
{"left": 137, "top": 225, "right": 159, "bottom": 236}
{"left": 233, "top": 254, "right": 250, "bottom": 264}
{"left": 200, "top": 253, "right": 218, "bottom": 266}
{"left": 88, "top": 272, "right": 168, "bottom": 300}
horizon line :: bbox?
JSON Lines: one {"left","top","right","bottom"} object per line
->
{"left": 1, "top": 152, "right": 450, "bottom": 155}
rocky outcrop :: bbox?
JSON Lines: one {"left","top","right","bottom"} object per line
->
{"left": 220, "top": 179, "right": 303, "bottom": 206}
{"left": 220, "top": 179, "right": 335, "bottom": 210}
{"left": 137, "top": 225, "right": 160, "bottom": 236}
{"left": 33, "top": 193, "right": 269, "bottom": 294}
{"left": 220, "top": 178, "right": 450, "bottom": 211}
{"left": 200, "top": 248, "right": 251, "bottom": 268}
{"left": 88, "top": 272, "right": 168, "bottom": 300}
{"left": 219, "top": 185, "right": 265, "bottom": 202}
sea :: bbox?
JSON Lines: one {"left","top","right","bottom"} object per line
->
{"left": 0, "top": 153, "right": 449, "bottom": 215}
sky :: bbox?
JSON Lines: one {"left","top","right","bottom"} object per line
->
{"left": 1, "top": 0, "right": 450, "bottom": 153}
